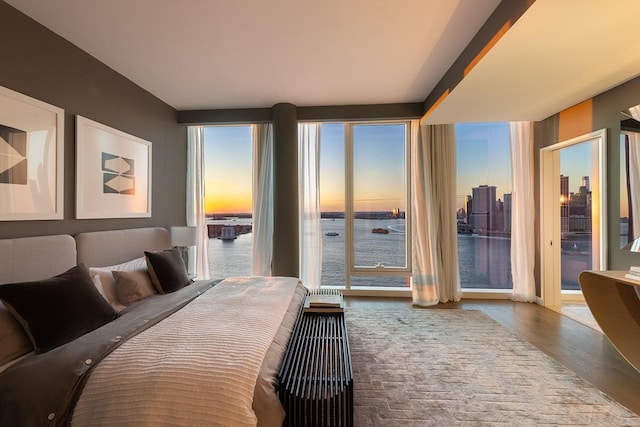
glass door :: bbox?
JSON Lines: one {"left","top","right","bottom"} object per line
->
{"left": 559, "top": 143, "right": 595, "bottom": 293}
{"left": 540, "top": 129, "right": 606, "bottom": 307}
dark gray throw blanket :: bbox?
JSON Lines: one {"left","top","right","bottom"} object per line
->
{"left": 0, "top": 280, "right": 218, "bottom": 427}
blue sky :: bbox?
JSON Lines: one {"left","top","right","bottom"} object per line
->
{"left": 319, "top": 123, "right": 406, "bottom": 212}
{"left": 559, "top": 141, "right": 592, "bottom": 193}
{"left": 456, "top": 122, "right": 511, "bottom": 210}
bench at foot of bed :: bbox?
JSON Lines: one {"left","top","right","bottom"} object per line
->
{"left": 278, "top": 293, "right": 353, "bottom": 427}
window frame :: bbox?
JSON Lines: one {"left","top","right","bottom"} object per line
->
{"left": 202, "top": 123, "right": 256, "bottom": 280}
{"left": 343, "top": 120, "right": 412, "bottom": 288}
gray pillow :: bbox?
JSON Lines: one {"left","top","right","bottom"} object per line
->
{"left": 145, "top": 248, "right": 190, "bottom": 294}
{"left": 113, "top": 269, "right": 157, "bottom": 305}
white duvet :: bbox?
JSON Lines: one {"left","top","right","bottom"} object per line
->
{"left": 71, "top": 276, "right": 302, "bottom": 427}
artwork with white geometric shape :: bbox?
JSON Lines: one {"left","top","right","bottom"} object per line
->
{"left": 76, "top": 115, "right": 151, "bottom": 219}
{"left": 0, "top": 85, "right": 64, "bottom": 221}
{"left": 0, "top": 124, "right": 28, "bottom": 185}
{"left": 102, "top": 152, "right": 135, "bottom": 194}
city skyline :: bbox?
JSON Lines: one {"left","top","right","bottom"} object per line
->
{"left": 456, "top": 122, "right": 511, "bottom": 213}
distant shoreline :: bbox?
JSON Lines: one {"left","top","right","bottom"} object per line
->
{"left": 207, "top": 211, "right": 406, "bottom": 220}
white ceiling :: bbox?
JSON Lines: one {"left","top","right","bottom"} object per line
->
{"left": 4, "top": 0, "right": 500, "bottom": 111}
{"left": 423, "top": 0, "right": 640, "bottom": 124}
{"left": 5, "top": 0, "right": 640, "bottom": 122}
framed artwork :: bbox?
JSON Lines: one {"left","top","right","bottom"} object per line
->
{"left": 76, "top": 116, "right": 152, "bottom": 219}
{"left": 0, "top": 86, "right": 64, "bottom": 221}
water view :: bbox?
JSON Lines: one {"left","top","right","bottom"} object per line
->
{"left": 207, "top": 217, "right": 517, "bottom": 289}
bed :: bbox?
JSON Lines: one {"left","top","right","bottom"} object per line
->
{"left": 0, "top": 227, "right": 307, "bottom": 426}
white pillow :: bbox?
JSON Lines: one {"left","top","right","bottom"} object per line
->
{"left": 91, "top": 274, "right": 126, "bottom": 313}
{"left": 89, "top": 257, "right": 147, "bottom": 312}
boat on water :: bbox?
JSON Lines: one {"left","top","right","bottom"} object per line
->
{"left": 371, "top": 228, "right": 389, "bottom": 234}
{"left": 218, "top": 226, "right": 238, "bottom": 241}
{"left": 325, "top": 232, "right": 339, "bottom": 236}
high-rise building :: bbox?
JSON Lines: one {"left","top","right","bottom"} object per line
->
{"left": 579, "top": 176, "right": 590, "bottom": 194}
{"left": 560, "top": 175, "right": 569, "bottom": 200}
{"left": 503, "top": 193, "right": 512, "bottom": 232}
{"left": 560, "top": 175, "right": 570, "bottom": 229}
{"left": 469, "top": 185, "right": 497, "bottom": 231}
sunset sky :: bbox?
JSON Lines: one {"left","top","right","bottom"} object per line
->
{"left": 203, "top": 122, "right": 408, "bottom": 215}
{"left": 204, "top": 125, "right": 252, "bottom": 214}
{"left": 203, "top": 122, "right": 596, "bottom": 217}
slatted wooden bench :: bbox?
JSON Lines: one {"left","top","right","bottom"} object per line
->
{"left": 279, "top": 292, "right": 353, "bottom": 427}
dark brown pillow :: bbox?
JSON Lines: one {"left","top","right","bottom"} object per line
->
{"left": 144, "top": 248, "right": 190, "bottom": 294}
{"left": 0, "top": 264, "right": 118, "bottom": 354}
{"left": 0, "top": 302, "right": 33, "bottom": 364}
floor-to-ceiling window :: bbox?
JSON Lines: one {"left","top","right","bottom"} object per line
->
{"left": 319, "top": 121, "right": 410, "bottom": 289}
{"left": 456, "top": 123, "right": 513, "bottom": 290}
{"left": 319, "top": 123, "right": 347, "bottom": 286}
{"left": 203, "top": 121, "right": 409, "bottom": 287}
{"left": 203, "top": 125, "right": 253, "bottom": 279}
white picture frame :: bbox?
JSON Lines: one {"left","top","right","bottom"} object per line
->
{"left": 76, "top": 116, "right": 152, "bottom": 219}
{"left": 0, "top": 86, "right": 64, "bottom": 221}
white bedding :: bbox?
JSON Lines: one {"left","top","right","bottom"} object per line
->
{"left": 71, "top": 276, "right": 303, "bottom": 426}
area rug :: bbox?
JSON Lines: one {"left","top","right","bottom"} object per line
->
{"left": 345, "top": 307, "right": 640, "bottom": 426}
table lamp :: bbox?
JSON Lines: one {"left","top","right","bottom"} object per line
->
{"left": 171, "top": 226, "right": 197, "bottom": 276}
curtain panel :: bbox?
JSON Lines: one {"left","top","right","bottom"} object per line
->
{"left": 411, "top": 121, "right": 461, "bottom": 306}
{"left": 251, "top": 123, "right": 274, "bottom": 276}
{"left": 627, "top": 107, "right": 640, "bottom": 245}
{"left": 298, "top": 123, "right": 322, "bottom": 290}
{"left": 508, "top": 121, "right": 536, "bottom": 302}
{"left": 187, "top": 126, "right": 211, "bottom": 280}
{"left": 627, "top": 132, "right": 640, "bottom": 245}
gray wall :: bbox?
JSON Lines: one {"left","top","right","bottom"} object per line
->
{"left": 534, "top": 74, "right": 640, "bottom": 293}
{"left": 0, "top": 2, "right": 186, "bottom": 239}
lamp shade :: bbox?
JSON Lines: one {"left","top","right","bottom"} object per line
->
{"left": 171, "top": 226, "right": 197, "bottom": 247}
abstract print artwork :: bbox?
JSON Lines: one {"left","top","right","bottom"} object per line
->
{"left": 0, "top": 124, "right": 27, "bottom": 185}
{"left": 102, "top": 152, "right": 135, "bottom": 195}
{"left": 76, "top": 116, "right": 151, "bottom": 219}
{"left": 0, "top": 86, "right": 64, "bottom": 220}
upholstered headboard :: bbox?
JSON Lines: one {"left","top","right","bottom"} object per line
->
{"left": 75, "top": 227, "right": 171, "bottom": 268}
{"left": 0, "top": 235, "right": 77, "bottom": 285}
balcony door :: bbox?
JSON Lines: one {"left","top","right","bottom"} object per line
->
{"left": 540, "top": 129, "right": 607, "bottom": 308}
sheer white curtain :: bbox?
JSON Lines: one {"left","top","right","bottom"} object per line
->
{"left": 251, "top": 123, "right": 274, "bottom": 276}
{"left": 627, "top": 132, "right": 640, "bottom": 241}
{"left": 628, "top": 107, "right": 640, "bottom": 243}
{"left": 298, "top": 123, "right": 322, "bottom": 290}
{"left": 187, "top": 126, "right": 210, "bottom": 280}
{"left": 411, "top": 120, "right": 461, "bottom": 306}
{"left": 509, "top": 121, "right": 536, "bottom": 302}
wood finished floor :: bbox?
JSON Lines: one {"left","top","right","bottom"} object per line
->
{"left": 344, "top": 297, "right": 640, "bottom": 416}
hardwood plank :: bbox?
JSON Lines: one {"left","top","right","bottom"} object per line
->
{"left": 344, "top": 297, "right": 640, "bottom": 415}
